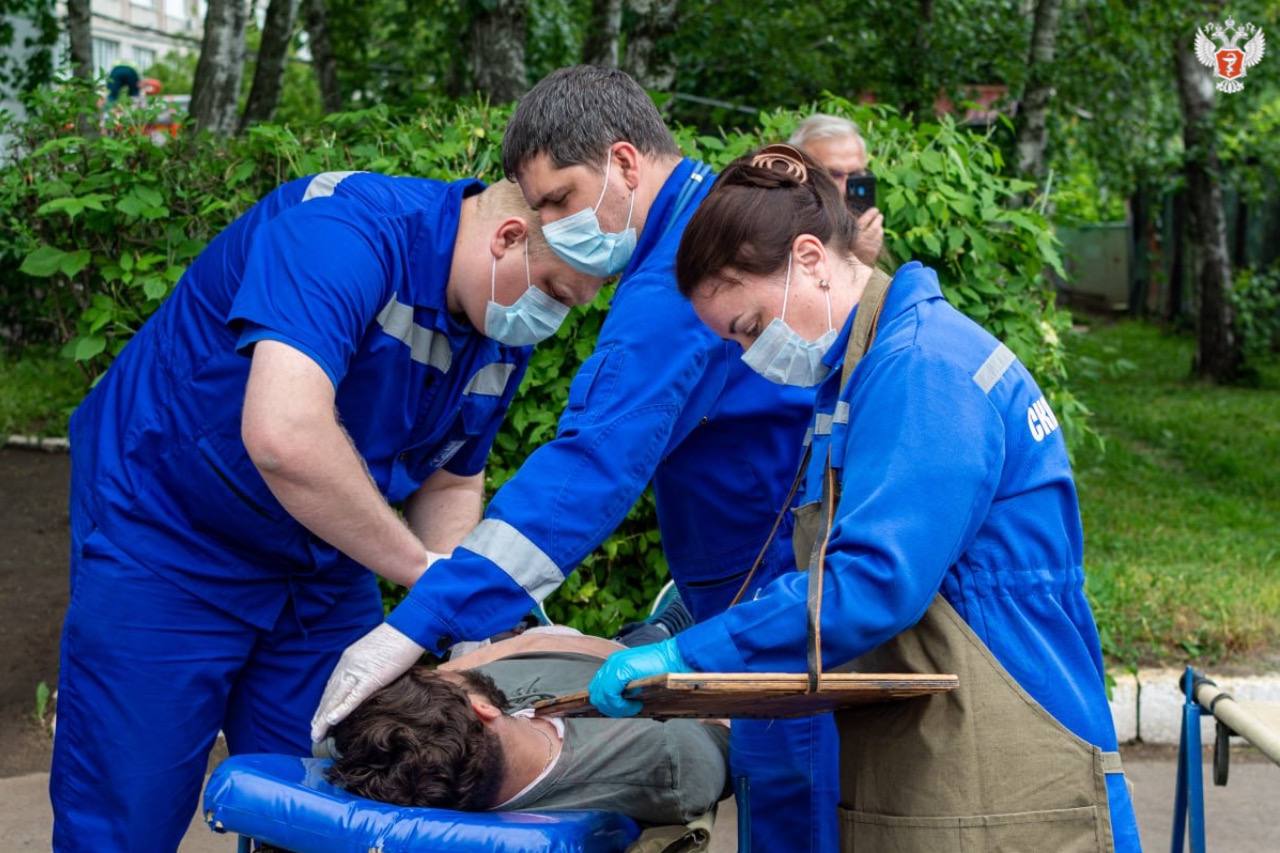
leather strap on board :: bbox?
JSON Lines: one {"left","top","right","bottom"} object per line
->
{"left": 727, "top": 444, "right": 810, "bottom": 608}
{"left": 806, "top": 268, "right": 893, "bottom": 692}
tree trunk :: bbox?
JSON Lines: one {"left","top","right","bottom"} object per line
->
{"left": 303, "top": 0, "right": 342, "bottom": 112}
{"left": 623, "top": 0, "right": 678, "bottom": 91}
{"left": 190, "top": 0, "right": 250, "bottom": 135}
{"left": 469, "top": 0, "right": 528, "bottom": 103}
{"left": 1231, "top": 196, "right": 1248, "bottom": 270}
{"left": 1167, "top": 190, "right": 1186, "bottom": 323}
{"left": 1129, "top": 181, "right": 1149, "bottom": 316}
{"left": 1174, "top": 35, "right": 1241, "bottom": 382}
{"left": 239, "top": 0, "right": 299, "bottom": 130}
{"left": 65, "top": 0, "right": 93, "bottom": 83}
{"left": 583, "top": 0, "right": 624, "bottom": 68}
{"left": 1015, "top": 0, "right": 1062, "bottom": 181}
{"left": 900, "top": 0, "right": 933, "bottom": 117}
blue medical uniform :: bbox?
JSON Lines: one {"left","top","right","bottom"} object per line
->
{"left": 675, "top": 262, "right": 1142, "bottom": 851}
{"left": 386, "top": 159, "right": 839, "bottom": 851}
{"left": 52, "top": 172, "right": 529, "bottom": 852}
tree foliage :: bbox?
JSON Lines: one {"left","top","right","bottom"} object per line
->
{"left": 0, "top": 0, "right": 58, "bottom": 97}
{"left": 2, "top": 84, "right": 1080, "bottom": 632}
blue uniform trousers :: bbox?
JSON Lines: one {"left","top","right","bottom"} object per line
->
{"left": 50, "top": 516, "right": 382, "bottom": 852}
{"left": 731, "top": 715, "right": 840, "bottom": 852}
{"left": 678, "top": 547, "right": 840, "bottom": 853}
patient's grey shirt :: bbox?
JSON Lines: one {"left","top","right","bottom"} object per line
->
{"left": 474, "top": 653, "right": 730, "bottom": 825}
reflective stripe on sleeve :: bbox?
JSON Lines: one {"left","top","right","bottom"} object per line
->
{"left": 462, "top": 519, "right": 564, "bottom": 602}
{"left": 376, "top": 295, "right": 452, "bottom": 372}
{"left": 463, "top": 362, "right": 516, "bottom": 396}
{"left": 972, "top": 343, "right": 1015, "bottom": 394}
{"left": 813, "top": 402, "right": 850, "bottom": 437}
{"left": 302, "top": 171, "right": 364, "bottom": 201}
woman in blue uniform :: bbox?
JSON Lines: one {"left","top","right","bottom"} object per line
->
{"left": 589, "top": 145, "right": 1143, "bottom": 852}
{"left": 51, "top": 172, "right": 601, "bottom": 852}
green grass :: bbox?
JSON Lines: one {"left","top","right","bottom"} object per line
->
{"left": 1071, "top": 320, "right": 1280, "bottom": 669}
{"left": 0, "top": 351, "right": 86, "bottom": 437}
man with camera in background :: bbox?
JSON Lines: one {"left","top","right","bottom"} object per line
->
{"left": 790, "top": 114, "right": 884, "bottom": 265}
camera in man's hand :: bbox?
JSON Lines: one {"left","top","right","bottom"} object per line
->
{"left": 846, "top": 172, "right": 877, "bottom": 215}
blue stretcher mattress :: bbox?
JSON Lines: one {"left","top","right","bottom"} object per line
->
{"left": 202, "top": 754, "right": 642, "bottom": 852}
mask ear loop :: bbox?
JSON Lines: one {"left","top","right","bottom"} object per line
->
{"left": 622, "top": 185, "right": 636, "bottom": 230}
{"left": 596, "top": 151, "right": 636, "bottom": 229}
{"left": 824, "top": 279, "right": 833, "bottom": 332}
{"left": 594, "top": 154, "right": 613, "bottom": 210}
{"left": 780, "top": 252, "right": 795, "bottom": 322}
{"left": 490, "top": 252, "right": 498, "bottom": 303}
{"left": 523, "top": 237, "right": 532, "bottom": 290}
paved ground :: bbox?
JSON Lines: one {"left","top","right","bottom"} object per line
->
{"left": 0, "top": 448, "right": 70, "bottom": 777}
{"left": 2, "top": 750, "right": 1276, "bottom": 851}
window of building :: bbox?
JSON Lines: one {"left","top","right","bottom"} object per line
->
{"left": 165, "top": 0, "right": 186, "bottom": 22}
{"left": 92, "top": 38, "right": 121, "bottom": 74}
{"left": 132, "top": 46, "right": 157, "bottom": 70}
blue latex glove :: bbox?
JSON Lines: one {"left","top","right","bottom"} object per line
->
{"left": 588, "top": 638, "right": 691, "bottom": 717}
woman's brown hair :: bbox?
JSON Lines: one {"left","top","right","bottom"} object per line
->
{"left": 676, "top": 143, "right": 858, "bottom": 298}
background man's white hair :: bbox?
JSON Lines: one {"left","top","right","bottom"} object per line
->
{"left": 788, "top": 114, "right": 867, "bottom": 157}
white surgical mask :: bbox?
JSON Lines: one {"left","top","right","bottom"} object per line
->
{"left": 741, "top": 253, "right": 837, "bottom": 387}
{"left": 541, "top": 155, "right": 637, "bottom": 277}
{"left": 484, "top": 239, "right": 570, "bottom": 346}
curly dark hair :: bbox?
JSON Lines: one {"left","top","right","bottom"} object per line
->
{"left": 327, "top": 666, "right": 509, "bottom": 810}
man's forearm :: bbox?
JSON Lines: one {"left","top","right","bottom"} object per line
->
{"left": 242, "top": 340, "right": 427, "bottom": 587}
{"left": 255, "top": 419, "right": 428, "bottom": 586}
{"left": 405, "top": 469, "right": 484, "bottom": 554}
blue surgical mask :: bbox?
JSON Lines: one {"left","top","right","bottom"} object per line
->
{"left": 542, "top": 155, "right": 637, "bottom": 277}
{"left": 741, "top": 253, "right": 837, "bottom": 387}
{"left": 485, "top": 239, "right": 570, "bottom": 346}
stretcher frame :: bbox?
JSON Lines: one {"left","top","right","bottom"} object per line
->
{"left": 534, "top": 671, "right": 959, "bottom": 719}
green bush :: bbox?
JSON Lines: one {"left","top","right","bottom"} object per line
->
{"left": 1232, "top": 264, "right": 1280, "bottom": 364}
{"left": 1, "top": 85, "right": 1081, "bottom": 635}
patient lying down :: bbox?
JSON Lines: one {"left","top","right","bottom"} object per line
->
{"left": 327, "top": 630, "right": 730, "bottom": 825}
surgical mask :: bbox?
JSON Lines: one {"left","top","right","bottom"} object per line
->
{"left": 485, "top": 239, "right": 570, "bottom": 346}
{"left": 741, "top": 253, "right": 837, "bottom": 387}
{"left": 541, "top": 155, "right": 637, "bottom": 277}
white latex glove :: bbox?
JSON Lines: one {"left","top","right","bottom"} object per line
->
{"left": 310, "top": 622, "right": 425, "bottom": 742}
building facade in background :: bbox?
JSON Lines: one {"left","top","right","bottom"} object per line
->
{"left": 77, "top": 0, "right": 203, "bottom": 74}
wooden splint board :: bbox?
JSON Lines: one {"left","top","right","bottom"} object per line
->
{"left": 533, "top": 672, "right": 958, "bottom": 719}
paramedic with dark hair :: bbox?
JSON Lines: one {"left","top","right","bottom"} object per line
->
{"left": 588, "top": 144, "right": 1144, "bottom": 852}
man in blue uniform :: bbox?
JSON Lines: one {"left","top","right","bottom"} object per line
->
{"left": 314, "top": 68, "right": 839, "bottom": 851}
{"left": 51, "top": 172, "right": 601, "bottom": 851}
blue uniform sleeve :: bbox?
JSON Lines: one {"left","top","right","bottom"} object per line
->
{"left": 675, "top": 348, "right": 1006, "bottom": 673}
{"left": 228, "top": 200, "right": 391, "bottom": 386}
{"left": 386, "top": 273, "right": 720, "bottom": 649}
{"left": 443, "top": 357, "right": 531, "bottom": 477}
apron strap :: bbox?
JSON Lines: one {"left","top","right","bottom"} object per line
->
{"left": 727, "top": 443, "right": 811, "bottom": 608}
{"left": 1100, "top": 750, "right": 1125, "bottom": 775}
{"left": 806, "top": 267, "right": 894, "bottom": 693}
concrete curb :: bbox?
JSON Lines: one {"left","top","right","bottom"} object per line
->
{"left": 1109, "top": 668, "right": 1280, "bottom": 745}
{"left": 4, "top": 435, "right": 69, "bottom": 452}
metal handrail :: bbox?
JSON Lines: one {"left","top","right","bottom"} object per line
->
{"left": 1192, "top": 674, "right": 1280, "bottom": 766}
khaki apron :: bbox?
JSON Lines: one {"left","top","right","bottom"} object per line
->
{"left": 785, "top": 270, "right": 1121, "bottom": 853}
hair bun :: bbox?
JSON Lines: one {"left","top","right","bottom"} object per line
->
{"left": 750, "top": 143, "right": 809, "bottom": 184}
